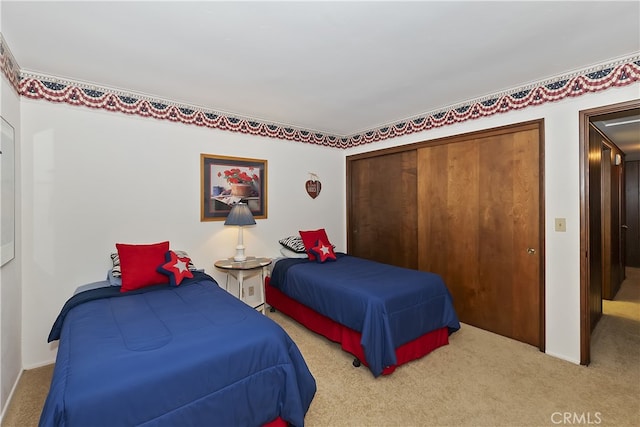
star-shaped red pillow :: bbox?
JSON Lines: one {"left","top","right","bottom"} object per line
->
{"left": 309, "top": 239, "right": 337, "bottom": 263}
{"left": 157, "top": 250, "right": 194, "bottom": 286}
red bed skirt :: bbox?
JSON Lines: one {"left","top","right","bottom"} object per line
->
{"left": 265, "top": 277, "right": 449, "bottom": 375}
{"left": 264, "top": 417, "right": 287, "bottom": 427}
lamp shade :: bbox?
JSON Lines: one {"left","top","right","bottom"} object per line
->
{"left": 224, "top": 202, "right": 256, "bottom": 226}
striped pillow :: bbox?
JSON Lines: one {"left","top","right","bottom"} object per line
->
{"left": 278, "top": 236, "right": 307, "bottom": 253}
{"left": 110, "top": 252, "right": 122, "bottom": 277}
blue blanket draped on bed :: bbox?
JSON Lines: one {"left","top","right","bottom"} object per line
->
{"left": 40, "top": 272, "right": 316, "bottom": 427}
{"left": 270, "top": 254, "right": 460, "bottom": 377}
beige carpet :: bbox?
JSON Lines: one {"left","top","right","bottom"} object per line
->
{"left": 4, "top": 269, "right": 639, "bottom": 427}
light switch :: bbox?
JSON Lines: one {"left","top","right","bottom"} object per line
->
{"left": 555, "top": 218, "right": 566, "bottom": 232}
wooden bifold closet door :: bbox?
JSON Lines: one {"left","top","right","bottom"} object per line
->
{"left": 347, "top": 121, "right": 543, "bottom": 348}
{"left": 417, "top": 125, "right": 542, "bottom": 347}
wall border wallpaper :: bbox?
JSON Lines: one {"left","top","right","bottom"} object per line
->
{"left": 1, "top": 33, "right": 638, "bottom": 149}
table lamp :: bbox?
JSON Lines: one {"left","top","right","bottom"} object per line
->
{"left": 224, "top": 202, "right": 256, "bottom": 261}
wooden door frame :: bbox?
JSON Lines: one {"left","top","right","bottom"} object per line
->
{"left": 579, "top": 99, "right": 640, "bottom": 365}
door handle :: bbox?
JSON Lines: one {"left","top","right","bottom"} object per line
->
{"left": 621, "top": 225, "right": 629, "bottom": 229}
{"left": 527, "top": 248, "right": 536, "bottom": 255}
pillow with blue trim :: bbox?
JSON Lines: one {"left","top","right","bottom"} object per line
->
{"left": 309, "top": 239, "right": 337, "bottom": 263}
{"left": 157, "top": 250, "right": 194, "bottom": 286}
{"left": 299, "top": 228, "right": 332, "bottom": 261}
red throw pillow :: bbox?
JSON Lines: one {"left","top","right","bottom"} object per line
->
{"left": 116, "top": 241, "right": 170, "bottom": 292}
{"left": 157, "top": 250, "right": 194, "bottom": 287}
{"left": 299, "top": 229, "right": 331, "bottom": 261}
{"left": 309, "top": 239, "right": 337, "bottom": 263}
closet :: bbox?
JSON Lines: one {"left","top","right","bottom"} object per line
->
{"left": 347, "top": 120, "right": 544, "bottom": 348}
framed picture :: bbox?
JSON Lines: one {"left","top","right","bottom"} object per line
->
{"left": 1, "top": 116, "right": 15, "bottom": 266}
{"left": 201, "top": 154, "right": 267, "bottom": 221}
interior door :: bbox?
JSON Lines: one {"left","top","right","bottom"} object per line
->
{"left": 601, "top": 146, "right": 612, "bottom": 300}
{"left": 611, "top": 152, "right": 623, "bottom": 294}
{"left": 625, "top": 161, "right": 640, "bottom": 267}
{"left": 416, "top": 125, "right": 542, "bottom": 347}
{"left": 588, "top": 126, "right": 603, "bottom": 331}
{"left": 593, "top": 126, "right": 625, "bottom": 300}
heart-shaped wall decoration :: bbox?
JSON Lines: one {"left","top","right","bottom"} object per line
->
{"left": 305, "top": 180, "right": 321, "bottom": 199}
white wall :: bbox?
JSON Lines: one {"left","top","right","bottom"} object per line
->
{"left": 14, "top": 72, "right": 640, "bottom": 369}
{"left": 0, "top": 74, "right": 22, "bottom": 415}
{"left": 20, "top": 100, "right": 345, "bottom": 367}
{"left": 344, "top": 83, "right": 640, "bottom": 364}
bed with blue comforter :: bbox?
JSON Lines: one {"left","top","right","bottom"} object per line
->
{"left": 40, "top": 271, "right": 316, "bottom": 427}
{"left": 268, "top": 254, "right": 460, "bottom": 377}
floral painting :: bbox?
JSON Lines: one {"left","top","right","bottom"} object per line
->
{"left": 201, "top": 154, "right": 267, "bottom": 221}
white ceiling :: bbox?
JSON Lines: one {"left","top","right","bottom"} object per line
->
{"left": 2, "top": 1, "right": 639, "bottom": 153}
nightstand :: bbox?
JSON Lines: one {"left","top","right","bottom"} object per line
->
{"left": 214, "top": 256, "right": 272, "bottom": 314}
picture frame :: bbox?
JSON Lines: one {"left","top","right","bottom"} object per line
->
{"left": 201, "top": 154, "right": 267, "bottom": 221}
{"left": 1, "top": 116, "right": 15, "bottom": 266}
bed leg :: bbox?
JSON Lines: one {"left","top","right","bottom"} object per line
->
{"left": 352, "top": 358, "right": 361, "bottom": 367}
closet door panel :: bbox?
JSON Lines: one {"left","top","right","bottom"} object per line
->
{"left": 509, "top": 130, "right": 541, "bottom": 344}
{"left": 417, "top": 127, "right": 541, "bottom": 347}
{"left": 478, "top": 134, "right": 516, "bottom": 339}
{"left": 348, "top": 151, "right": 417, "bottom": 268}
{"left": 418, "top": 142, "right": 480, "bottom": 320}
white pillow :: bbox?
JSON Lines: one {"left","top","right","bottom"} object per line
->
{"left": 280, "top": 247, "right": 309, "bottom": 258}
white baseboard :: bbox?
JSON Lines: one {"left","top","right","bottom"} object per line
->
{"left": 545, "top": 350, "right": 581, "bottom": 365}
{"left": 0, "top": 368, "right": 24, "bottom": 425}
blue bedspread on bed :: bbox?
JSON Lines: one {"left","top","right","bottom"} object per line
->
{"left": 40, "top": 272, "right": 316, "bottom": 427}
{"left": 270, "top": 255, "right": 460, "bottom": 377}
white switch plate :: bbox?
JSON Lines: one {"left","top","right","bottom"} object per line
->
{"left": 555, "top": 218, "right": 566, "bottom": 232}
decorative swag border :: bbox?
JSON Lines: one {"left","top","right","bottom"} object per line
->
{"left": 1, "top": 35, "right": 638, "bottom": 149}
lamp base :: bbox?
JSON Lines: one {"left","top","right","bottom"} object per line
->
{"left": 233, "top": 245, "right": 247, "bottom": 262}
{"left": 232, "top": 225, "right": 248, "bottom": 262}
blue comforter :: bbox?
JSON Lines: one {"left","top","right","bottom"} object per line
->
{"left": 270, "top": 254, "right": 460, "bottom": 377}
{"left": 40, "top": 272, "right": 316, "bottom": 427}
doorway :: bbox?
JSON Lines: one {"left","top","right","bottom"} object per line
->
{"left": 579, "top": 99, "right": 640, "bottom": 365}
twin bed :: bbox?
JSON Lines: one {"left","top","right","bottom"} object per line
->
{"left": 41, "top": 235, "right": 460, "bottom": 426}
{"left": 40, "top": 251, "right": 316, "bottom": 427}
{"left": 267, "top": 252, "right": 460, "bottom": 377}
